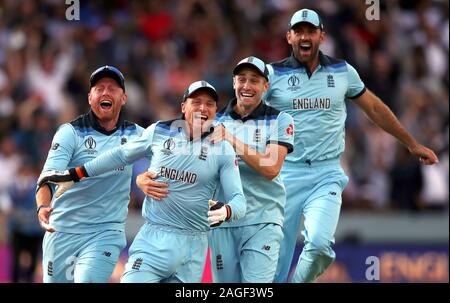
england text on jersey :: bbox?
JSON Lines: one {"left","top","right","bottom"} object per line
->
{"left": 292, "top": 98, "right": 331, "bottom": 110}
{"left": 159, "top": 166, "right": 197, "bottom": 184}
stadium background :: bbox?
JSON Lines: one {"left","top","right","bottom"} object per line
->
{"left": 0, "top": 0, "right": 447, "bottom": 283}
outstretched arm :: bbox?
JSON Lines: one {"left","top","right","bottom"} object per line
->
{"left": 38, "top": 123, "right": 156, "bottom": 197}
{"left": 353, "top": 89, "right": 438, "bottom": 165}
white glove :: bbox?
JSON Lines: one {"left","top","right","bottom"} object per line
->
{"left": 208, "top": 199, "right": 231, "bottom": 227}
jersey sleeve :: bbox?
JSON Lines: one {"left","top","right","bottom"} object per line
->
{"left": 345, "top": 62, "right": 366, "bottom": 99}
{"left": 41, "top": 124, "right": 77, "bottom": 171}
{"left": 38, "top": 123, "right": 77, "bottom": 194}
{"left": 84, "top": 122, "right": 156, "bottom": 177}
{"left": 267, "top": 112, "right": 294, "bottom": 153}
{"left": 218, "top": 142, "right": 246, "bottom": 222}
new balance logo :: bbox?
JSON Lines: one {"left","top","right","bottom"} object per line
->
{"left": 132, "top": 258, "right": 143, "bottom": 270}
{"left": 47, "top": 261, "right": 54, "bottom": 276}
{"left": 216, "top": 254, "right": 223, "bottom": 270}
{"left": 262, "top": 245, "right": 271, "bottom": 251}
{"left": 329, "top": 191, "right": 336, "bottom": 196}
{"left": 102, "top": 251, "right": 111, "bottom": 257}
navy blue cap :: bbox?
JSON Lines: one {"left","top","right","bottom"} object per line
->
{"left": 182, "top": 80, "right": 219, "bottom": 102}
{"left": 89, "top": 65, "right": 125, "bottom": 91}
{"left": 289, "top": 9, "right": 323, "bottom": 31}
{"left": 233, "top": 56, "right": 268, "bottom": 80}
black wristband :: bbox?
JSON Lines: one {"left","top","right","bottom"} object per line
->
{"left": 36, "top": 205, "right": 49, "bottom": 214}
{"left": 225, "top": 204, "right": 231, "bottom": 221}
{"left": 69, "top": 166, "right": 88, "bottom": 182}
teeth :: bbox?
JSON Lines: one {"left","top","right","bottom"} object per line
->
{"left": 241, "top": 93, "right": 253, "bottom": 97}
{"left": 100, "top": 100, "right": 112, "bottom": 105}
{"left": 195, "top": 114, "right": 208, "bottom": 121}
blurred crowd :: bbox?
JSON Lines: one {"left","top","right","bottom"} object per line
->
{"left": 0, "top": 0, "right": 448, "bottom": 281}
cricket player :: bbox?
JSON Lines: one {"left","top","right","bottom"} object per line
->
{"left": 137, "top": 57, "right": 294, "bottom": 282}
{"left": 265, "top": 9, "right": 439, "bottom": 282}
{"left": 38, "top": 80, "right": 247, "bottom": 283}
{"left": 35, "top": 65, "right": 144, "bottom": 282}
{"left": 207, "top": 56, "right": 294, "bottom": 282}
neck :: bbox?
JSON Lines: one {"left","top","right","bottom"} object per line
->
{"left": 294, "top": 52, "right": 321, "bottom": 73}
{"left": 234, "top": 100, "right": 261, "bottom": 117}
{"left": 99, "top": 119, "right": 118, "bottom": 132}
{"left": 306, "top": 56, "right": 320, "bottom": 73}
{"left": 185, "top": 122, "right": 206, "bottom": 140}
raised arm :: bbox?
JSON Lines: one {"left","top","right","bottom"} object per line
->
{"left": 353, "top": 89, "right": 438, "bottom": 165}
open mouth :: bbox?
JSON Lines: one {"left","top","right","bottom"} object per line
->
{"left": 100, "top": 100, "right": 112, "bottom": 109}
{"left": 194, "top": 114, "right": 208, "bottom": 122}
{"left": 299, "top": 43, "right": 312, "bottom": 52}
{"left": 240, "top": 92, "right": 254, "bottom": 98}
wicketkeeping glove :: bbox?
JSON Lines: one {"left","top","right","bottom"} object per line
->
{"left": 208, "top": 199, "right": 231, "bottom": 227}
{"left": 37, "top": 166, "right": 88, "bottom": 198}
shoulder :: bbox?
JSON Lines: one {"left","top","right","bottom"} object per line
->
{"left": 269, "top": 57, "right": 292, "bottom": 69}
{"left": 69, "top": 112, "right": 90, "bottom": 130}
{"left": 267, "top": 57, "right": 294, "bottom": 76}
{"left": 154, "top": 119, "right": 178, "bottom": 132}
{"left": 145, "top": 119, "right": 182, "bottom": 138}
{"left": 122, "top": 120, "right": 143, "bottom": 133}
{"left": 321, "top": 53, "right": 356, "bottom": 73}
{"left": 54, "top": 122, "right": 76, "bottom": 139}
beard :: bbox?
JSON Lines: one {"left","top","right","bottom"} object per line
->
{"left": 293, "top": 43, "right": 320, "bottom": 63}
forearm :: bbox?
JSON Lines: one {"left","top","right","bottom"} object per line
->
{"left": 367, "top": 101, "right": 418, "bottom": 150}
{"left": 227, "top": 135, "right": 280, "bottom": 179}
{"left": 226, "top": 191, "right": 246, "bottom": 221}
{"left": 356, "top": 91, "right": 419, "bottom": 151}
{"left": 36, "top": 185, "right": 52, "bottom": 207}
{"left": 84, "top": 147, "right": 130, "bottom": 176}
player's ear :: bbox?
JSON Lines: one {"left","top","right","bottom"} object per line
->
{"left": 87, "top": 92, "right": 93, "bottom": 106}
{"left": 286, "top": 31, "right": 292, "bottom": 45}
{"left": 319, "top": 30, "right": 325, "bottom": 44}
{"left": 121, "top": 93, "right": 128, "bottom": 106}
{"left": 232, "top": 76, "right": 237, "bottom": 89}
{"left": 181, "top": 101, "right": 186, "bottom": 114}
{"left": 263, "top": 79, "right": 270, "bottom": 92}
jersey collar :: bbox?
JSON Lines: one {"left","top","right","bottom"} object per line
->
{"left": 88, "top": 110, "right": 125, "bottom": 135}
{"left": 290, "top": 51, "right": 331, "bottom": 77}
{"left": 223, "top": 98, "right": 266, "bottom": 122}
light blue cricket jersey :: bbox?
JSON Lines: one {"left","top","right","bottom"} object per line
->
{"left": 214, "top": 99, "right": 294, "bottom": 227}
{"left": 41, "top": 110, "right": 144, "bottom": 233}
{"left": 84, "top": 118, "right": 246, "bottom": 232}
{"left": 265, "top": 51, "right": 365, "bottom": 164}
